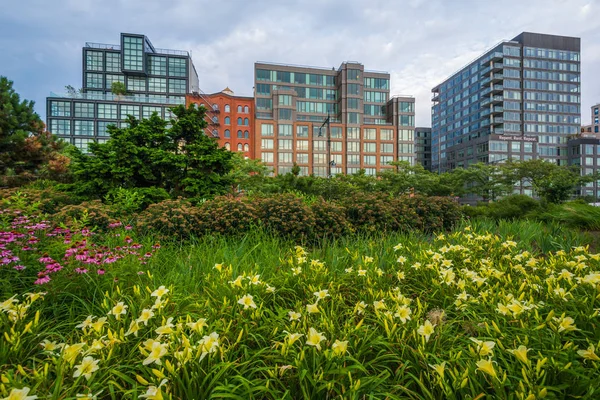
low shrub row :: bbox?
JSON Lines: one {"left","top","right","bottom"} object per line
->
{"left": 1, "top": 189, "right": 462, "bottom": 241}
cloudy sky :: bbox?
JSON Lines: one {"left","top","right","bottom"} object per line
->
{"left": 1, "top": 0, "right": 599, "bottom": 126}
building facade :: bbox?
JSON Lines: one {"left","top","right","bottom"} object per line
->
{"left": 186, "top": 88, "right": 255, "bottom": 159}
{"left": 46, "top": 33, "right": 198, "bottom": 152}
{"left": 568, "top": 136, "right": 600, "bottom": 198}
{"left": 592, "top": 103, "right": 600, "bottom": 134}
{"left": 253, "top": 61, "right": 415, "bottom": 176}
{"left": 415, "top": 127, "right": 432, "bottom": 170}
{"left": 431, "top": 32, "right": 581, "bottom": 173}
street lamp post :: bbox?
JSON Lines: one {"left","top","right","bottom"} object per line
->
{"left": 318, "top": 111, "right": 333, "bottom": 178}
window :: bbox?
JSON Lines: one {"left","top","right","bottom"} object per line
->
{"left": 347, "top": 84, "right": 360, "bottom": 96}
{"left": 123, "top": 35, "right": 144, "bottom": 71}
{"left": 224, "top": 129, "right": 231, "bottom": 138}
{"left": 347, "top": 98, "right": 360, "bottom": 110}
{"left": 256, "top": 98, "right": 272, "bottom": 110}
{"left": 364, "top": 91, "right": 388, "bottom": 103}
{"left": 261, "top": 139, "right": 274, "bottom": 149}
{"left": 261, "top": 124, "right": 274, "bottom": 136}
{"left": 296, "top": 153, "right": 309, "bottom": 164}
{"left": 168, "top": 57, "right": 187, "bottom": 77}
{"left": 380, "top": 129, "right": 393, "bottom": 141}
{"left": 86, "top": 51, "right": 103, "bottom": 71}
{"left": 97, "top": 121, "right": 115, "bottom": 137}
{"left": 237, "top": 117, "right": 243, "bottom": 125}
{"left": 244, "top": 130, "right": 249, "bottom": 139}
{"left": 127, "top": 77, "right": 146, "bottom": 92}
{"left": 74, "top": 120, "right": 94, "bottom": 136}
{"left": 261, "top": 152, "right": 274, "bottom": 163}
{"left": 400, "top": 115, "right": 414, "bottom": 126}
{"left": 331, "top": 127, "right": 342, "bottom": 138}
{"left": 237, "top": 130, "right": 243, "bottom": 139}
{"left": 278, "top": 109, "right": 292, "bottom": 120}
{"left": 348, "top": 154, "right": 360, "bottom": 164}
{"left": 364, "top": 77, "right": 389, "bottom": 89}
{"left": 279, "top": 153, "right": 293, "bottom": 163}
{"left": 50, "top": 101, "right": 71, "bottom": 117}
{"left": 347, "top": 127, "right": 360, "bottom": 139}
{"left": 347, "top": 142, "right": 359, "bottom": 152}
{"left": 256, "top": 83, "right": 270, "bottom": 95}
{"left": 120, "top": 105, "right": 140, "bottom": 120}
{"left": 238, "top": 105, "right": 243, "bottom": 112}
{"left": 381, "top": 143, "right": 394, "bottom": 153}
{"left": 278, "top": 124, "right": 293, "bottom": 136}
{"left": 380, "top": 156, "right": 394, "bottom": 165}
{"left": 148, "top": 77, "right": 167, "bottom": 93}
{"left": 224, "top": 116, "right": 230, "bottom": 125}
{"left": 297, "top": 140, "right": 308, "bottom": 151}
{"left": 364, "top": 142, "right": 376, "bottom": 153}
{"left": 399, "top": 143, "right": 413, "bottom": 153}
{"left": 225, "top": 142, "right": 230, "bottom": 150}
{"left": 223, "top": 104, "right": 230, "bottom": 113}
{"left": 49, "top": 119, "right": 70, "bottom": 135}
{"left": 244, "top": 144, "right": 249, "bottom": 152}
{"left": 279, "top": 95, "right": 292, "bottom": 106}
{"left": 86, "top": 73, "right": 103, "bottom": 89}
{"left": 244, "top": 106, "right": 249, "bottom": 113}
{"left": 143, "top": 106, "right": 162, "bottom": 119}
{"left": 331, "top": 142, "right": 342, "bottom": 152}
{"left": 237, "top": 143, "right": 243, "bottom": 152}
{"left": 524, "top": 143, "right": 533, "bottom": 153}
{"left": 244, "top": 118, "right": 249, "bottom": 126}
{"left": 363, "top": 128, "right": 376, "bottom": 140}
{"left": 297, "top": 126, "right": 309, "bottom": 137}
{"left": 347, "top": 69, "right": 361, "bottom": 80}
{"left": 364, "top": 155, "right": 376, "bottom": 165}
{"left": 168, "top": 79, "right": 186, "bottom": 94}
{"left": 511, "top": 142, "right": 521, "bottom": 152}
{"left": 73, "top": 138, "right": 95, "bottom": 153}
{"left": 347, "top": 112, "right": 359, "bottom": 124}
{"left": 399, "top": 102, "right": 414, "bottom": 113}
{"left": 105, "top": 74, "right": 125, "bottom": 90}
{"left": 278, "top": 139, "right": 293, "bottom": 150}
{"left": 106, "top": 52, "right": 120, "bottom": 72}
{"left": 97, "top": 103, "right": 117, "bottom": 119}
{"left": 74, "top": 102, "right": 94, "bottom": 118}
{"left": 313, "top": 141, "right": 326, "bottom": 151}
{"left": 148, "top": 56, "right": 167, "bottom": 75}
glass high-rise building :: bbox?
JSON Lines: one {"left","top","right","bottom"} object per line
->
{"left": 431, "top": 32, "right": 581, "bottom": 173}
{"left": 46, "top": 33, "right": 199, "bottom": 152}
{"left": 254, "top": 61, "right": 416, "bottom": 176}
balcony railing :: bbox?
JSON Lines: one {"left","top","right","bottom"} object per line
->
{"left": 491, "top": 73, "right": 504, "bottom": 81}
{"left": 493, "top": 117, "right": 504, "bottom": 124}
{"left": 492, "top": 106, "right": 504, "bottom": 114}
{"left": 49, "top": 92, "right": 185, "bottom": 105}
{"left": 491, "top": 95, "right": 504, "bottom": 103}
{"left": 85, "top": 42, "right": 121, "bottom": 50}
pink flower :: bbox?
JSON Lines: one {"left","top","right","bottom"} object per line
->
{"left": 75, "top": 267, "right": 88, "bottom": 274}
{"left": 97, "top": 269, "right": 106, "bottom": 275}
{"left": 137, "top": 271, "right": 145, "bottom": 275}
{"left": 13, "top": 265, "right": 26, "bottom": 271}
{"left": 34, "top": 275, "right": 51, "bottom": 285}
{"left": 125, "top": 225, "right": 132, "bottom": 230}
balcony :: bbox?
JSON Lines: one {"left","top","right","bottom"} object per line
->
{"left": 481, "top": 109, "right": 491, "bottom": 117}
{"left": 480, "top": 67, "right": 491, "bottom": 76}
{"left": 480, "top": 78, "right": 491, "bottom": 86}
{"left": 48, "top": 92, "right": 185, "bottom": 105}
{"left": 210, "top": 116, "right": 220, "bottom": 125}
{"left": 494, "top": 128, "right": 504, "bottom": 135}
{"left": 481, "top": 98, "right": 491, "bottom": 107}
{"left": 491, "top": 73, "right": 504, "bottom": 82}
{"left": 481, "top": 87, "right": 491, "bottom": 96}
{"left": 490, "top": 62, "right": 503, "bottom": 72}
{"left": 431, "top": 93, "right": 440, "bottom": 102}
{"left": 492, "top": 106, "right": 504, "bottom": 114}
{"left": 481, "top": 119, "right": 490, "bottom": 127}
{"left": 491, "top": 84, "right": 503, "bottom": 93}
{"left": 492, "top": 117, "right": 504, "bottom": 125}
{"left": 490, "top": 95, "right": 503, "bottom": 104}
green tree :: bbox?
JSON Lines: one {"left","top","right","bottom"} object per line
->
{"left": 458, "top": 163, "right": 516, "bottom": 201}
{"left": 0, "top": 76, "right": 68, "bottom": 185}
{"left": 69, "top": 104, "right": 234, "bottom": 198}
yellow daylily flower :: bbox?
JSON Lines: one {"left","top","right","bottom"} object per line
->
{"left": 155, "top": 317, "right": 175, "bottom": 335}
{"left": 288, "top": 311, "right": 301, "bottom": 321}
{"left": 429, "top": 361, "right": 446, "bottom": 379}
{"left": 394, "top": 306, "right": 412, "bottom": 323}
{"left": 509, "top": 345, "right": 531, "bottom": 365}
{"left": 136, "top": 309, "right": 155, "bottom": 326}
{"left": 73, "top": 356, "right": 99, "bottom": 380}
{"left": 476, "top": 359, "right": 497, "bottom": 379}
{"left": 108, "top": 302, "right": 128, "bottom": 320}
{"left": 186, "top": 318, "right": 208, "bottom": 333}
{"left": 237, "top": 294, "right": 257, "bottom": 310}
{"left": 306, "top": 327, "right": 326, "bottom": 350}
{"left": 577, "top": 344, "right": 600, "bottom": 361}
{"left": 248, "top": 274, "right": 261, "bottom": 285}
{"left": 142, "top": 341, "right": 168, "bottom": 366}
{"left": 306, "top": 303, "right": 320, "bottom": 314}
{"left": 417, "top": 320, "right": 436, "bottom": 342}
{"left": 285, "top": 332, "right": 304, "bottom": 345}
{"left": 75, "top": 315, "right": 95, "bottom": 330}
{"left": 151, "top": 286, "right": 169, "bottom": 298}
{"left": 2, "top": 387, "right": 38, "bottom": 400}
{"left": 331, "top": 340, "right": 348, "bottom": 356}
{"left": 313, "top": 289, "right": 330, "bottom": 301}
{"left": 125, "top": 320, "right": 140, "bottom": 337}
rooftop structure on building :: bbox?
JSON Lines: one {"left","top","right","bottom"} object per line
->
{"left": 46, "top": 32, "right": 198, "bottom": 152}
{"left": 431, "top": 32, "right": 581, "bottom": 177}
{"left": 253, "top": 61, "right": 416, "bottom": 176}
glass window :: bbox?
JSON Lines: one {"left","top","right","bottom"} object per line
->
{"left": 278, "top": 124, "right": 292, "bottom": 136}
{"left": 400, "top": 115, "right": 414, "bottom": 126}
{"left": 347, "top": 69, "right": 361, "bottom": 80}
{"left": 380, "top": 156, "right": 394, "bottom": 165}
{"left": 347, "top": 127, "right": 360, "bottom": 139}
{"left": 399, "top": 143, "right": 413, "bottom": 153}
{"left": 244, "top": 144, "right": 249, "bottom": 152}
{"left": 364, "top": 142, "right": 377, "bottom": 153}
{"left": 168, "top": 79, "right": 186, "bottom": 94}
{"left": 381, "top": 143, "right": 394, "bottom": 153}
{"left": 237, "top": 143, "right": 243, "bottom": 152}
{"left": 244, "top": 118, "right": 249, "bottom": 126}
{"left": 244, "top": 106, "right": 249, "bottom": 113}
{"left": 296, "top": 153, "right": 309, "bottom": 164}
{"left": 123, "top": 35, "right": 143, "bottom": 71}
{"left": 279, "top": 95, "right": 292, "bottom": 106}
{"left": 511, "top": 142, "right": 521, "bottom": 152}
{"left": 297, "top": 125, "right": 309, "bottom": 137}
{"left": 74, "top": 120, "right": 94, "bottom": 136}
{"left": 261, "top": 139, "right": 274, "bottom": 149}
{"left": 347, "top": 84, "right": 360, "bottom": 96}
{"left": 74, "top": 102, "right": 94, "bottom": 118}
{"left": 524, "top": 142, "right": 534, "bottom": 153}
{"left": 256, "top": 69, "right": 271, "bottom": 81}
{"left": 399, "top": 102, "right": 414, "bottom": 113}
{"left": 331, "top": 127, "right": 342, "bottom": 138}
{"left": 224, "top": 142, "right": 230, "bottom": 151}
{"left": 86, "top": 73, "right": 103, "bottom": 89}
{"left": 363, "top": 128, "right": 376, "bottom": 140}
{"left": 278, "top": 139, "right": 293, "bottom": 150}
{"left": 364, "top": 155, "right": 376, "bottom": 165}
{"left": 86, "top": 51, "right": 103, "bottom": 71}
{"left": 347, "top": 112, "right": 360, "bottom": 124}
{"left": 331, "top": 142, "right": 342, "bottom": 152}
{"left": 278, "top": 109, "right": 292, "bottom": 120}
{"left": 224, "top": 129, "right": 230, "bottom": 138}
{"left": 106, "top": 52, "right": 120, "bottom": 72}
{"left": 97, "top": 121, "right": 115, "bottom": 137}
{"left": 97, "top": 103, "right": 117, "bottom": 119}
{"left": 237, "top": 117, "right": 243, "bottom": 125}
{"left": 237, "top": 105, "right": 243, "bottom": 112}
{"left": 313, "top": 141, "right": 326, "bottom": 151}
{"left": 297, "top": 140, "right": 308, "bottom": 151}
{"left": 380, "top": 129, "right": 393, "bottom": 141}
{"left": 73, "top": 138, "right": 95, "bottom": 153}
{"left": 364, "top": 91, "right": 388, "bottom": 103}
{"left": 261, "top": 152, "right": 274, "bottom": 163}
{"left": 224, "top": 104, "right": 231, "bottom": 113}
{"left": 148, "top": 56, "right": 167, "bottom": 75}
{"left": 168, "top": 57, "right": 187, "bottom": 77}
{"left": 261, "top": 124, "right": 274, "bottom": 136}
{"left": 105, "top": 74, "right": 125, "bottom": 90}
{"left": 237, "top": 130, "right": 243, "bottom": 139}
{"left": 127, "top": 77, "right": 146, "bottom": 92}
{"left": 143, "top": 106, "right": 162, "bottom": 119}
{"left": 347, "top": 98, "right": 360, "bottom": 110}
{"left": 364, "top": 77, "right": 389, "bottom": 89}
{"left": 49, "top": 119, "right": 70, "bottom": 135}
{"left": 120, "top": 105, "right": 140, "bottom": 120}
{"left": 50, "top": 101, "right": 71, "bottom": 117}
{"left": 279, "top": 152, "right": 293, "bottom": 163}
{"left": 148, "top": 77, "right": 166, "bottom": 93}
{"left": 244, "top": 130, "right": 249, "bottom": 139}
{"left": 256, "top": 98, "right": 272, "bottom": 110}
{"left": 347, "top": 141, "right": 360, "bottom": 152}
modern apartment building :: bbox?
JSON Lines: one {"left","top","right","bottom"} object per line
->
{"left": 431, "top": 32, "right": 581, "bottom": 173}
{"left": 46, "top": 33, "right": 199, "bottom": 152}
{"left": 186, "top": 87, "right": 255, "bottom": 159}
{"left": 415, "top": 127, "right": 432, "bottom": 170}
{"left": 253, "top": 61, "right": 415, "bottom": 176}
{"left": 592, "top": 103, "right": 600, "bottom": 134}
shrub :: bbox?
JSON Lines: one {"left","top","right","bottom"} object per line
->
{"left": 341, "top": 193, "right": 399, "bottom": 233}
{"left": 255, "top": 194, "right": 315, "bottom": 240}
{"left": 310, "top": 199, "right": 350, "bottom": 238}
{"left": 535, "top": 202, "right": 600, "bottom": 230}
{"left": 486, "top": 195, "right": 540, "bottom": 220}
{"left": 395, "top": 195, "right": 462, "bottom": 232}
{"left": 104, "top": 187, "right": 170, "bottom": 215}
{"left": 0, "top": 188, "right": 81, "bottom": 214}
{"left": 136, "top": 198, "right": 202, "bottom": 239}
{"left": 199, "top": 196, "right": 258, "bottom": 236}
{"left": 54, "top": 200, "right": 115, "bottom": 230}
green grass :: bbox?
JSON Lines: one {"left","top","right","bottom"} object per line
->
{"left": 1, "top": 220, "right": 600, "bottom": 399}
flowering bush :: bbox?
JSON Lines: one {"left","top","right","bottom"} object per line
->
{"left": 1, "top": 224, "right": 599, "bottom": 398}
{"left": 310, "top": 198, "right": 350, "bottom": 238}
{"left": 399, "top": 195, "right": 462, "bottom": 232}
{"left": 199, "top": 196, "right": 258, "bottom": 236}
{"left": 54, "top": 200, "right": 116, "bottom": 231}
{"left": 341, "top": 193, "right": 399, "bottom": 232}
{"left": 255, "top": 194, "right": 315, "bottom": 240}
{"left": 136, "top": 199, "right": 202, "bottom": 239}
{"left": 0, "top": 187, "right": 80, "bottom": 214}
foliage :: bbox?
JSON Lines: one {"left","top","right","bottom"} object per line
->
{"left": 400, "top": 195, "right": 462, "bottom": 232}
{"left": 110, "top": 81, "right": 127, "bottom": 96}
{"left": 54, "top": 200, "right": 116, "bottom": 230}
{"left": 309, "top": 198, "right": 350, "bottom": 238}
{"left": 0, "top": 187, "right": 80, "bottom": 214}
{"left": 68, "top": 104, "right": 234, "bottom": 199}
{"left": 534, "top": 202, "right": 600, "bottom": 230}
{"left": 255, "top": 193, "right": 316, "bottom": 240}
{"left": 104, "top": 187, "right": 170, "bottom": 216}
{"left": 341, "top": 193, "right": 399, "bottom": 233}
{"left": 1, "top": 214, "right": 599, "bottom": 398}
{"left": 136, "top": 198, "right": 202, "bottom": 239}
{"left": 0, "top": 76, "right": 69, "bottom": 185}
{"left": 199, "top": 196, "right": 258, "bottom": 236}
